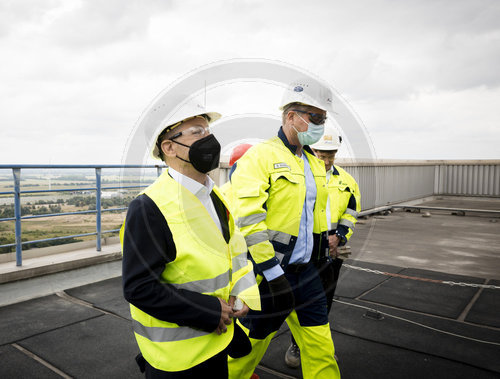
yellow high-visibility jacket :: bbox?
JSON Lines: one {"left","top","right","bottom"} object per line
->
{"left": 230, "top": 130, "right": 329, "bottom": 273}
{"left": 328, "top": 165, "right": 361, "bottom": 244}
{"left": 219, "top": 180, "right": 234, "bottom": 209}
{"left": 121, "top": 170, "right": 260, "bottom": 372}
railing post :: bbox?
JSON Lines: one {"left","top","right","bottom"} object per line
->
{"left": 96, "top": 168, "right": 102, "bottom": 251}
{"left": 156, "top": 166, "right": 162, "bottom": 177}
{"left": 13, "top": 168, "right": 22, "bottom": 266}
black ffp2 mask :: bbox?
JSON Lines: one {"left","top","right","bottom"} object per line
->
{"left": 172, "top": 134, "right": 221, "bottom": 173}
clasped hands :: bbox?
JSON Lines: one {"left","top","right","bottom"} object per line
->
{"left": 215, "top": 296, "right": 249, "bottom": 335}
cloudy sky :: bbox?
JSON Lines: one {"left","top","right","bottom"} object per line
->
{"left": 1, "top": 0, "right": 499, "bottom": 165}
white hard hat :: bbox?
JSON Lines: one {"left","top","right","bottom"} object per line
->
{"left": 151, "top": 102, "right": 221, "bottom": 160}
{"left": 310, "top": 125, "right": 342, "bottom": 151}
{"left": 279, "top": 78, "right": 334, "bottom": 113}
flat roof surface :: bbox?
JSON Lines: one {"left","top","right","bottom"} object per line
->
{"left": 350, "top": 196, "right": 500, "bottom": 280}
{"left": 1, "top": 196, "right": 499, "bottom": 378}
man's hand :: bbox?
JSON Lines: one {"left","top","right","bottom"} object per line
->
{"left": 229, "top": 296, "right": 250, "bottom": 318}
{"left": 267, "top": 275, "right": 295, "bottom": 314}
{"left": 329, "top": 234, "right": 340, "bottom": 258}
{"left": 215, "top": 298, "right": 233, "bottom": 335}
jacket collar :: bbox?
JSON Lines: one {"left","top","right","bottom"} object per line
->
{"left": 278, "top": 126, "right": 314, "bottom": 156}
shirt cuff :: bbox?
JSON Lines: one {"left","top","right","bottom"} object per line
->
{"left": 262, "top": 264, "right": 285, "bottom": 281}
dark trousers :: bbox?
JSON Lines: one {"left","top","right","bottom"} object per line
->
{"left": 241, "top": 262, "right": 328, "bottom": 340}
{"left": 291, "top": 257, "right": 343, "bottom": 346}
{"left": 317, "top": 257, "right": 343, "bottom": 313}
{"left": 141, "top": 348, "right": 228, "bottom": 378}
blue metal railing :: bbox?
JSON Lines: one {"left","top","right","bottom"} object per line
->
{"left": 0, "top": 165, "right": 166, "bottom": 266}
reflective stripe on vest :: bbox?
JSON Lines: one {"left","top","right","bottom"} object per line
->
{"left": 170, "top": 270, "right": 230, "bottom": 293}
{"left": 231, "top": 270, "right": 257, "bottom": 295}
{"left": 133, "top": 319, "right": 209, "bottom": 343}
{"left": 232, "top": 254, "right": 248, "bottom": 272}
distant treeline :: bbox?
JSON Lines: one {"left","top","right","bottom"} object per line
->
{"left": 0, "top": 235, "right": 82, "bottom": 254}
{"left": 0, "top": 195, "right": 135, "bottom": 218}
{"left": 3, "top": 180, "right": 149, "bottom": 188}
{"left": 68, "top": 195, "right": 135, "bottom": 209}
{"left": 3, "top": 182, "right": 95, "bottom": 188}
{"left": 0, "top": 194, "right": 132, "bottom": 254}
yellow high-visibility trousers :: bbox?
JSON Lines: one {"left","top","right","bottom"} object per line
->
{"left": 229, "top": 262, "right": 340, "bottom": 378}
{"left": 229, "top": 315, "right": 340, "bottom": 379}
{"left": 228, "top": 321, "right": 276, "bottom": 379}
{"left": 286, "top": 310, "right": 340, "bottom": 379}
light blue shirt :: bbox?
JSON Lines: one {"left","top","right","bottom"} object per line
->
{"left": 289, "top": 153, "right": 316, "bottom": 264}
{"left": 263, "top": 152, "right": 316, "bottom": 280}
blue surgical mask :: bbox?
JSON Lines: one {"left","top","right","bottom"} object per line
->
{"left": 293, "top": 114, "right": 325, "bottom": 146}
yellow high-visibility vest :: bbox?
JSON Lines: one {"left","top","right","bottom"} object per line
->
{"left": 219, "top": 180, "right": 234, "bottom": 209}
{"left": 121, "top": 170, "right": 260, "bottom": 372}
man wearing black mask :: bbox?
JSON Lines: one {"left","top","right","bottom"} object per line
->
{"left": 121, "top": 105, "right": 260, "bottom": 378}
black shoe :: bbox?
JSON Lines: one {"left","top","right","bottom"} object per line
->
{"left": 285, "top": 342, "right": 300, "bottom": 368}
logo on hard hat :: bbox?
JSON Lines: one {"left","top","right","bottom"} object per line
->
{"left": 294, "top": 86, "right": 303, "bottom": 92}
{"left": 324, "top": 135, "right": 333, "bottom": 141}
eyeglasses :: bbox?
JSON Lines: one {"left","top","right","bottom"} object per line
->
{"left": 291, "top": 109, "right": 327, "bottom": 125}
{"left": 314, "top": 151, "right": 337, "bottom": 160}
{"left": 169, "top": 125, "right": 211, "bottom": 140}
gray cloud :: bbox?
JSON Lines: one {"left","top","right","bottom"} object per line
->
{"left": 434, "top": 30, "right": 500, "bottom": 90}
{"left": 47, "top": 0, "right": 173, "bottom": 48}
{"left": 0, "top": 0, "right": 499, "bottom": 164}
{"left": 0, "top": 0, "right": 59, "bottom": 38}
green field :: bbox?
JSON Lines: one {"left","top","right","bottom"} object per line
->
{"left": 0, "top": 169, "right": 160, "bottom": 253}
{"left": 0, "top": 193, "right": 137, "bottom": 254}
